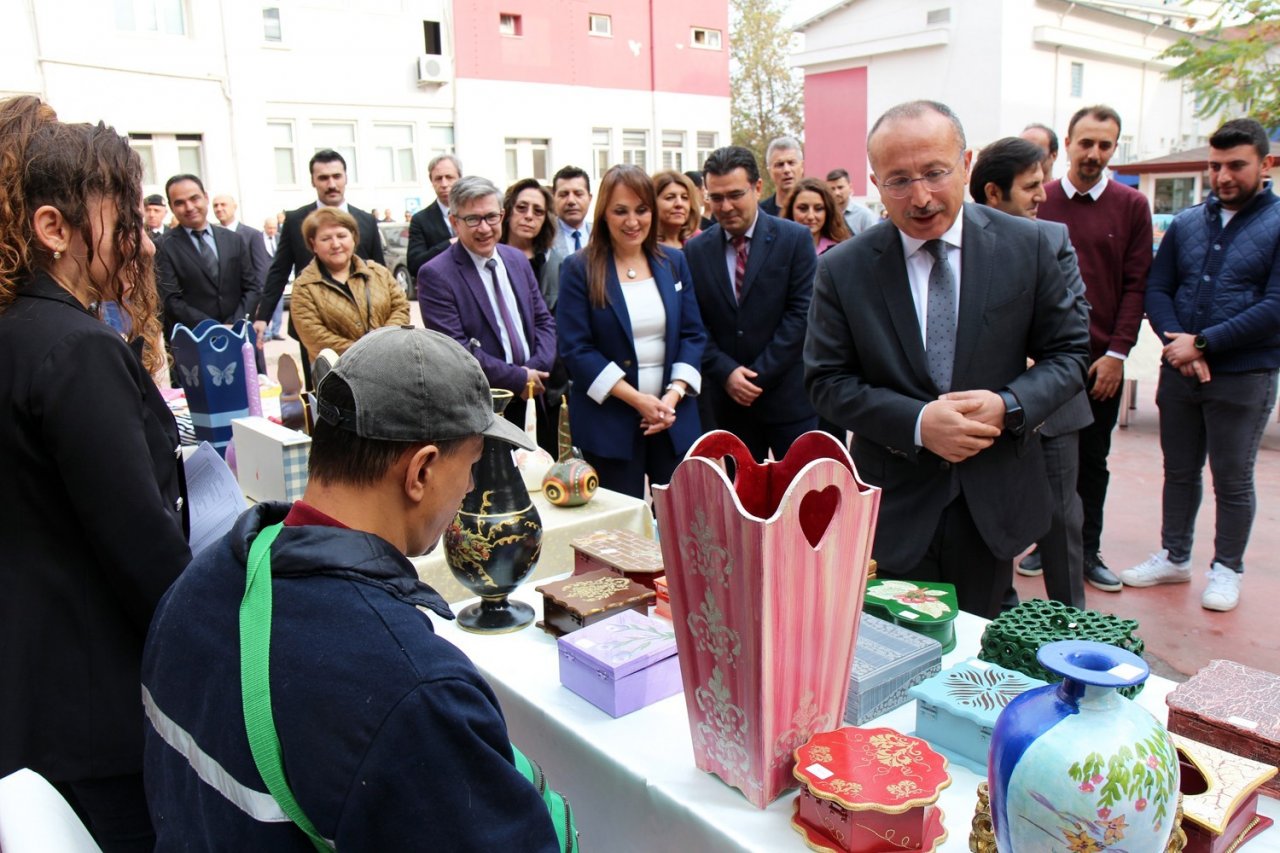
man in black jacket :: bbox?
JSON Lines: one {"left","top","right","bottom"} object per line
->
{"left": 407, "top": 153, "right": 461, "bottom": 278}
{"left": 252, "top": 150, "right": 384, "bottom": 373}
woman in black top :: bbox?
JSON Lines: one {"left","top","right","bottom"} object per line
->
{"left": 0, "top": 96, "right": 191, "bottom": 852}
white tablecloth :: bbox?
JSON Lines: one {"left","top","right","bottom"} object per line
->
{"left": 434, "top": 582, "right": 1280, "bottom": 852}
{"left": 412, "top": 488, "right": 653, "bottom": 603}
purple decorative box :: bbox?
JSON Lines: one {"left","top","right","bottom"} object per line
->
{"left": 557, "top": 609, "right": 681, "bottom": 718}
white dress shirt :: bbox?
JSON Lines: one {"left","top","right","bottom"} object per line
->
{"left": 556, "top": 220, "right": 590, "bottom": 255}
{"left": 465, "top": 247, "right": 531, "bottom": 364}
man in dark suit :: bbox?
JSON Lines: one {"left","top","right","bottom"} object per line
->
{"left": 157, "top": 174, "right": 262, "bottom": 334}
{"left": 145, "top": 193, "right": 169, "bottom": 243}
{"left": 684, "top": 145, "right": 818, "bottom": 462}
{"left": 211, "top": 193, "right": 271, "bottom": 285}
{"left": 252, "top": 150, "right": 384, "bottom": 383}
{"left": 407, "top": 153, "right": 461, "bottom": 278}
{"left": 970, "top": 136, "right": 1093, "bottom": 608}
{"left": 804, "top": 101, "right": 1090, "bottom": 617}
{"left": 418, "top": 176, "right": 558, "bottom": 452}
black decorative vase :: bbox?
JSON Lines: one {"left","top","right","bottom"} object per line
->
{"left": 444, "top": 389, "right": 544, "bottom": 633}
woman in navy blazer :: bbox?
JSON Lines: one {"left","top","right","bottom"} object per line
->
{"left": 557, "top": 165, "right": 707, "bottom": 498}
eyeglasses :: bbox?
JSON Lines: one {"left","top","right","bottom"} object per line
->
{"left": 705, "top": 189, "right": 750, "bottom": 206}
{"left": 877, "top": 161, "right": 961, "bottom": 199}
{"left": 457, "top": 212, "right": 503, "bottom": 228}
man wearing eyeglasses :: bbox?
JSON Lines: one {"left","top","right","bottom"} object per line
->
{"left": 418, "top": 176, "right": 557, "bottom": 448}
{"left": 805, "top": 101, "right": 1090, "bottom": 618}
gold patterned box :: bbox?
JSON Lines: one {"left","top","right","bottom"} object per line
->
{"left": 535, "top": 569, "right": 655, "bottom": 638}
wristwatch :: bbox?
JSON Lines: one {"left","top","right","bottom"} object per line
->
{"left": 997, "top": 390, "right": 1025, "bottom": 437}
{"left": 1194, "top": 334, "right": 1209, "bottom": 352}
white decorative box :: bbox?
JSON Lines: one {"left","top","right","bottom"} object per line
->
{"left": 909, "top": 658, "right": 1045, "bottom": 772}
{"left": 231, "top": 416, "right": 311, "bottom": 503}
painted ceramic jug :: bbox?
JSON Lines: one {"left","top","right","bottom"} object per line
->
{"left": 988, "top": 640, "right": 1179, "bottom": 852}
{"left": 444, "top": 389, "right": 543, "bottom": 633}
{"left": 542, "top": 401, "right": 598, "bottom": 507}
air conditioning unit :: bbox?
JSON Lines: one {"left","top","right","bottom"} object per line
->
{"left": 416, "top": 55, "right": 451, "bottom": 86}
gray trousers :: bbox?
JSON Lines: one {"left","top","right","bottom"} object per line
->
{"left": 1157, "top": 364, "right": 1279, "bottom": 571}
{"left": 1038, "top": 430, "right": 1086, "bottom": 608}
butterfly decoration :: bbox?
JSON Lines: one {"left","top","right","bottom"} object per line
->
{"left": 178, "top": 364, "right": 201, "bottom": 387}
{"left": 207, "top": 362, "right": 237, "bottom": 387}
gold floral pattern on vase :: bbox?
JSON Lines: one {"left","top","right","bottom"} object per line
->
{"left": 688, "top": 588, "right": 742, "bottom": 665}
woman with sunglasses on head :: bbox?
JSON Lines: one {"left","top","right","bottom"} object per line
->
{"left": 0, "top": 96, "right": 191, "bottom": 851}
{"left": 556, "top": 164, "right": 707, "bottom": 498}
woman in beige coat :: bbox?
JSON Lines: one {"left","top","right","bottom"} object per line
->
{"left": 290, "top": 207, "right": 410, "bottom": 360}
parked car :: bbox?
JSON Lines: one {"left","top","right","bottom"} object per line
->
{"left": 378, "top": 221, "right": 413, "bottom": 298}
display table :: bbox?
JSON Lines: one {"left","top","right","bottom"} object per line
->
{"left": 411, "top": 488, "right": 653, "bottom": 603}
{"left": 433, "top": 580, "right": 1280, "bottom": 852}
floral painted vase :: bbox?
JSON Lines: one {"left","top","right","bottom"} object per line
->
{"left": 988, "top": 640, "right": 1179, "bottom": 852}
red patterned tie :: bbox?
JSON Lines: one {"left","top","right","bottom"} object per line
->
{"left": 732, "top": 234, "right": 749, "bottom": 303}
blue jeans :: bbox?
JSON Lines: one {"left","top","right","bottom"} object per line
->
{"left": 1157, "top": 365, "right": 1278, "bottom": 571}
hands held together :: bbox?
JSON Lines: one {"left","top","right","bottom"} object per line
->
{"left": 920, "top": 390, "right": 1005, "bottom": 464}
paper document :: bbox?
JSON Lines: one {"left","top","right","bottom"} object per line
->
{"left": 184, "top": 441, "right": 247, "bottom": 557}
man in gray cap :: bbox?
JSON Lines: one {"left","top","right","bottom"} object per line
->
{"left": 142, "top": 327, "right": 566, "bottom": 851}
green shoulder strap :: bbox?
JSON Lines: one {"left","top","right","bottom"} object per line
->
{"left": 241, "top": 522, "right": 332, "bottom": 852}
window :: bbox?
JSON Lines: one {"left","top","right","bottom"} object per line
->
{"left": 662, "top": 131, "right": 685, "bottom": 171}
{"left": 1117, "top": 134, "right": 1135, "bottom": 165}
{"left": 696, "top": 131, "right": 718, "bottom": 171}
{"left": 589, "top": 14, "right": 611, "bottom": 36}
{"left": 311, "top": 121, "right": 357, "bottom": 181}
{"left": 1070, "top": 62, "right": 1084, "bottom": 97}
{"left": 423, "top": 20, "right": 442, "bottom": 55}
{"left": 427, "top": 124, "right": 455, "bottom": 157}
{"left": 262, "top": 6, "right": 282, "bottom": 42}
{"left": 504, "top": 137, "right": 551, "bottom": 184}
{"left": 176, "top": 134, "right": 203, "bottom": 178}
{"left": 690, "top": 27, "right": 721, "bottom": 50}
{"left": 129, "top": 134, "right": 158, "bottom": 186}
{"left": 373, "top": 123, "right": 416, "bottom": 184}
{"left": 499, "top": 13, "right": 522, "bottom": 36}
{"left": 268, "top": 121, "right": 297, "bottom": 184}
{"left": 622, "top": 130, "right": 648, "bottom": 171}
{"left": 115, "top": 0, "right": 185, "bottom": 34}
{"left": 1153, "top": 177, "right": 1196, "bottom": 214}
{"left": 592, "top": 128, "right": 612, "bottom": 182}
{"left": 926, "top": 8, "right": 951, "bottom": 24}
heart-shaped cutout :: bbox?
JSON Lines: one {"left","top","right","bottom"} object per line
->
{"left": 799, "top": 485, "right": 840, "bottom": 549}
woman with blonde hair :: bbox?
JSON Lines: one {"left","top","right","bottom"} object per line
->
{"left": 652, "top": 169, "right": 702, "bottom": 249}
{"left": 557, "top": 164, "right": 707, "bottom": 498}
{"left": 289, "top": 206, "right": 410, "bottom": 361}
{"left": 0, "top": 95, "right": 191, "bottom": 851}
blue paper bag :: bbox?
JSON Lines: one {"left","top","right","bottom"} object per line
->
{"left": 171, "top": 319, "right": 251, "bottom": 454}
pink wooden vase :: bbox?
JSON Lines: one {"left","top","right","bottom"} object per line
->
{"left": 651, "top": 430, "right": 881, "bottom": 809}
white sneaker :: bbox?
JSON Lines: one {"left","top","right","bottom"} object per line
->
{"left": 1119, "top": 550, "right": 1192, "bottom": 587}
{"left": 1201, "top": 564, "right": 1241, "bottom": 612}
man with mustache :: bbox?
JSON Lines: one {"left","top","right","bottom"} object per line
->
{"left": 1039, "top": 106, "right": 1152, "bottom": 594}
{"left": 805, "top": 101, "right": 1089, "bottom": 617}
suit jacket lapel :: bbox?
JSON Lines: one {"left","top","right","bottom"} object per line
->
{"left": 177, "top": 228, "right": 216, "bottom": 285}
{"left": 873, "top": 228, "right": 932, "bottom": 389}
{"left": 604, "top": 257, "right": 637, "bottom": 359}
{"left": 454, "top": 244, "right": 502, "bottom": 341}
{"left": 739, "top": 214, "right": 775, "bottom": 302}
{"left": 653, "top": 254, "right": 680, "bottom": 361}
{"left": 953, "top": 205, "right": 992, "bottom": 386}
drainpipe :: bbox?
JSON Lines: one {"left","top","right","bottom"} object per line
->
{"left": 649, "top": 0, "right": 659, "bottom": 170}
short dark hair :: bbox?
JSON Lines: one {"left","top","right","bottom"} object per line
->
{"left": 970, "top": 137, "right": 1046, "bottom": 203}
{"left": 309, "top": 374, "right": 466, "bottom": 486}
{"left": 1067, "top": 105, "right": 1122, "bottom": 139}
{"left": 164, "top": 173, "right": 205, "bottom": 202}
{"left": 702, "top": 146, "right": 760, "bottom": 184}
{"left": 683, "top": 169, "right": 704, "bottom": 189}
{"left": 826, "top": 168, "right": 850, "bottom": 182}
{"left": 1023, "top": 123, "right": 1059, "bottom": 156}
{"left": 552, "top": 165, "right": 591, "bottom": 195}
{"left": 1209, "top": 118, "right": 1271, "bottom": 162}
{"left": 868, "top": 100, "right": 967, "bottom": 158}
{"left": 309, "top": 149, "right": 347, "bottom": 176}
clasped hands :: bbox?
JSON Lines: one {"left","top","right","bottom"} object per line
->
{"left": 920, "top": 390, "right": 1006, "bottom": 464}
{"left": 1161, "top": 332, "right": 1210, "bottom": 383}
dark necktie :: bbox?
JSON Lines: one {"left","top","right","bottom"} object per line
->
{"left": 732, "top": 234, "right": 749, "bottom": 303}
{"left": 924, "top": 239, "right": 956, "bottom": 393}
{"left": 193, "top": 229, "right": 218, "bottom": 279}
{"left": 485, "top": 258, "right": 527, "bottom": 365}
{"left": 1073, "top": 193, "right": 1095, "bottom": 204}
{"left": 572, "top": 230, "right": 582, "bottom": 251}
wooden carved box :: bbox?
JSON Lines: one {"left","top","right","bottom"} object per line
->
{"left": 535, "top": 569, "right": 655, "bottom": 638}
{"left": 1166, "top": 660, "right": 1280, "bottom": 798}
{"left": 571, "top": 528, "right": 665, "bottom": 591}
{"left": 1173, "top": 733, "right": 1276, "bottom": 852}
{"left": 791, "top": 726, "right": 951, "bottom": 853}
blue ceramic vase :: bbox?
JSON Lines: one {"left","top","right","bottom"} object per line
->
{"left": 988, "top": 640, "right": 1179, "bottom": 852}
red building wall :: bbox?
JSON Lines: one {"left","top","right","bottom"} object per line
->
{"left": 803, "top": 67, "right": 870, "bottom": 195}
{"left": 453, "top": 0, "right": 728, "bottom": 96}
